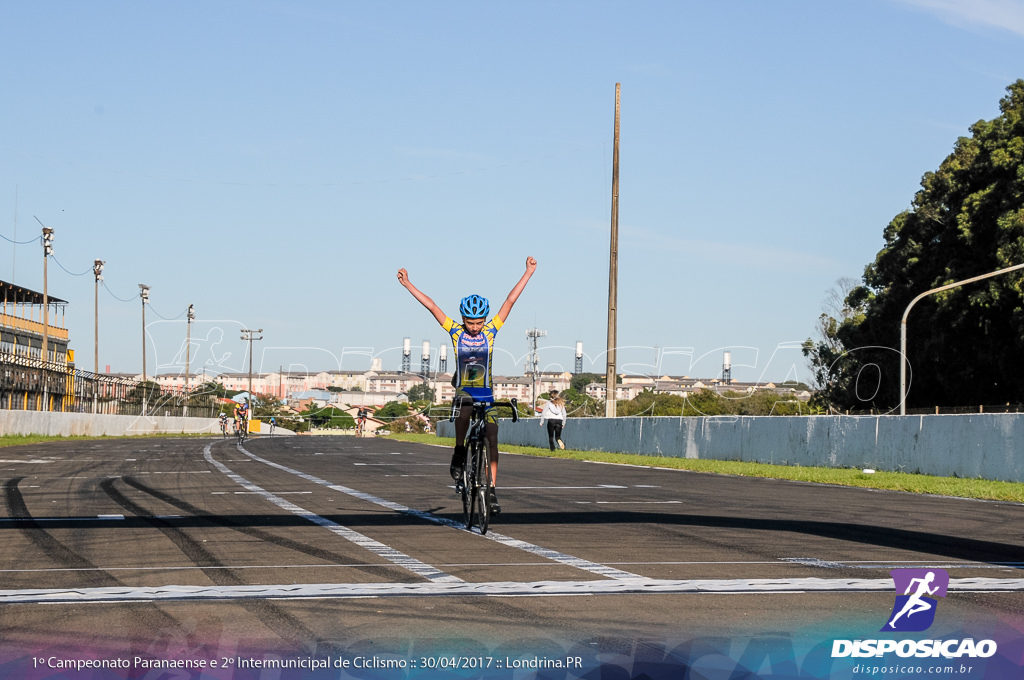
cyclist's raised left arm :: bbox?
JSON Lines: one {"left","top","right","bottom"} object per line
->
{"left": 495, "top": 256, "right": 537, "bottom": 324}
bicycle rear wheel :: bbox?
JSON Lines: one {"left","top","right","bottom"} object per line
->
{"left": 467, "top": 440, "right": 487, "bottom": 532}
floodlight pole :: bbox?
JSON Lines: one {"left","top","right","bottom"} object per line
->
{"left": 605, "top": 82, "right": 620, "bottom": 417}
{"left": 92, "top": 259, "right": 104, "bottom": 413}
{"left": 139, "top": 284, "right": 150, "bottom": 415}
{"left": 93, "top": 260, "right": 104, "bottom": 374}
{"left": 899, "top": 261, "right": 1024, "bottom": 415}
{"left": 40, "top": 225, "right": 53, "bottom": 411}
{"left": 241, "top": 328, "right": 263, "bottom": 403}
{"left": 184, "top": 304, "right": 194, "bottom": 416}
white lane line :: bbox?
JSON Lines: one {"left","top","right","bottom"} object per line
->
{"left": 234, "top": 445, "right": 633, "bottom": 576}
{"left": 354, "top": 463, "right": 446, "bottom": 467}
{"left": 4, "top": 577, "right": 1024, "bottom": 604}
{"left": 203, "top": 444, "right": 461, "bottom": 584}
{"left": 236, "top": 444, "right": 643, "bottom": 581}
{"left": 783, "top": 557, "right": 1024, "bottom": 570}
{"left": 0, "top": 459, "right": 57, "bottom": 464}
{"left": 498, "top": 486, "right": 630, "bottom": 490}
{"left": 574, "top": 501, "right": 682, "bottom": 505}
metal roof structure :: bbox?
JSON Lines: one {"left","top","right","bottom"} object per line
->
{"left": 0, "top": 280, "right": 67, "bottom": 305}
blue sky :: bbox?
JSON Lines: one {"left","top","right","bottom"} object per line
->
{"left": 2, "top": 0, "right": 1023, "bottom": 384}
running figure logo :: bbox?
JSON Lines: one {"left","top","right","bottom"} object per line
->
{"left": 881, "top": 568, "right": 949, "bottom": 632}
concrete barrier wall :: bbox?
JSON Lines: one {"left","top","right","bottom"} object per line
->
{"left": 438, "top": 414, "right": 1024, "bottom": 483}
{"left": 0, "top": 411, "right": 221, "bottom": 437}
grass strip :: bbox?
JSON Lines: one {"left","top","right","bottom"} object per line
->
{"left": 386, "top": 433, "right": 1024, "bottom": 504}
{"left": 0, "top": 433, "right": 207, "bottom": 448}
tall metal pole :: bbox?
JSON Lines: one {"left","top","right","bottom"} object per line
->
{"left": 39, "top": 224, "right": 54, "bottom": 412}
{"left": 93, "top": 260, "right": 104, "bottom": 374}
{"left": 41, "top": 230, "right": 50, "bottom": 365}
{"left": 139, "top": 284, "right": 150, "bottom": 415}
{"left": 241, "top": 328, "right": 263, "bottom": 402}
{"left": 92, "top": 260, "right": 104, "bottom": 414}
{"left": 184, "top": 304, "right": 194, "bottom": 417}
{"left": 605, "top": 83, "right": 621, "bottom": 417}
{"left": 899, "top": 261, "right": 1024, "bottom": 415}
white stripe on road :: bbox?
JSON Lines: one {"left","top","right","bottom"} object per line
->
{"left": 236, "top": 443, "right": 643, "bottom": 580}
{"left": 574, "top": 501, "right": 682, "bottom": 505}
{"left": 203, "top": 444, "right": 461, "bottom": 584}
{"left": 4, "top": 577, "right": 1024, "bottom": 604}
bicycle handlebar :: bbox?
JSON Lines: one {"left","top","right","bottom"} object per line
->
{"left": 448, "top": 397, "right": 520, "bottom": 423}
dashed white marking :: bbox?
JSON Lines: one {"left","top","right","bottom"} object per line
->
{"left": 354, "top": 463, "right": 446, "bottom": 466}
{"left": 0, "top": 459, "right": 56, "bottom": 464}
{"left": 204, "top": 444, "right": 460, "bottom": 583}
{"left": 236, "top": 444, "right": 643, "bottom": 580}
{"left": 574, "top": 501, "right": 682, "bottom": 505}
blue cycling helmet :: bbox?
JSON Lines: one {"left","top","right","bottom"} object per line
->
{"left": 459, "top": 294, "right": 489, "bottom": 318}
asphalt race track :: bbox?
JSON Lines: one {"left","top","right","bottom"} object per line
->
{"left": 1, "top": 433, "right": 1023, "bottom": 675}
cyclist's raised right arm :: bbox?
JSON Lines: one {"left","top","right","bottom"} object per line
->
{"left": 397, "top": 268, "right": 447, "bottom": 326}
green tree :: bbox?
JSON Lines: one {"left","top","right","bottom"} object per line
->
{"left": 299, "top": 405, "right": 355, "bottom": 429}
{"left": 408, "top": 383, "right": 436, "bottom": 403}
{"left": 812, "top": 80, "right": 1024, "bottom": 410}
{"left": 252, "top": 393, "right": 286, "bottom": 418}
{"left": 570, "top": 372, "right": 601, "bottom": 393}
{"left": 194, "top": 381, "right": 226, "bottom": 398}
{"left": 374, "top": 401, "right": 410, "bottom": 421}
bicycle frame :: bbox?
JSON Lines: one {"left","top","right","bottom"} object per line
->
{"left": 450, "top": 397, "right": 518, "bottom": 534}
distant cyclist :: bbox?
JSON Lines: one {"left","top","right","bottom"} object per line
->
{"left": 234, "top": 400, "right": 250, "bottom": 436}
{"left": 219, "top": 413, "right": 229, "bottom": 438}
{"left": 398, "top": 256, "right": 537, "bottom": 514}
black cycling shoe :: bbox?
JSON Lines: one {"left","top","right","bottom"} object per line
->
{"left": 488, "top": 487, "right": 501, "bottom": 515}
{"left": 450, "top": 445, "right": 467, "bottom": 481}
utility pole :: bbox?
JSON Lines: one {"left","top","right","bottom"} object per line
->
{"left": 241, "top": 328, "right": 263, "bottom": 403}
{"left": 93, "top": 260, "right": 104, "bottom": 374}
{"left": 526, "top": 328, "right": 547, "bottom": 412}
{"left": 139, "top": 284, "right": 150, "bottom": 415}
{"left": 92, "top": 259, "right": 104, "bottom": 414}
{"left": 40, "top": 223, "right": 53, "bottom": 412}
{"left": 605, "top": 82, "right": 621, "bottom": 417}
{"left": 184, "top": 304, "right": 194, "bottom": 416}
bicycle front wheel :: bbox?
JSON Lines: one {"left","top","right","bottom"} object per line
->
{"left": 472, "top": 445, "right": 491, "bottom": 535}
{"left": 460, "top": 449, "right": 473, "bottom": 529}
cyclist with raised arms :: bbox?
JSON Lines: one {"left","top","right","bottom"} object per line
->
{"left": 398, "top": 256, "right": 537, "bottom": 514}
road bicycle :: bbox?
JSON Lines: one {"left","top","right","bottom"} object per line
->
{"left": 451, "top": 397, "right": 519, "bottom": 534}
{"left": 220, "top": 418, "right": 229, "bottom": 439}
{"left": 236, "top": 418, "right": 248, "bottom": 444}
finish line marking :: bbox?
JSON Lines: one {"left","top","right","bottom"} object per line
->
{"left": 3, "top": 577, "right": 1023, "bottom": 605}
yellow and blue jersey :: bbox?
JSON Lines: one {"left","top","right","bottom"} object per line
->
{"left": 443, "top": 315, "right": 504, "bottom": 402}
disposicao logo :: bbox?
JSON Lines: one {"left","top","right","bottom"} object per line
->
{"left": 881, "top": 568, "right": 948, "bottom": 632}
{"left": 831, "top": 568, "right": 998, "bottom": 660}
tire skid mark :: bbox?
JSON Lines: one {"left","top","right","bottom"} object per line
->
{"left": 4, "top": 477, "right": 120, "bottom": 587}
{"left": 120, "top": 475, "right": 415, "bottom": 583}
{"left": 2, "top": 476, "right": 182, "bottom": 635}
{"left": 99, "top": 477, "right": 326, "bottom": 655}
